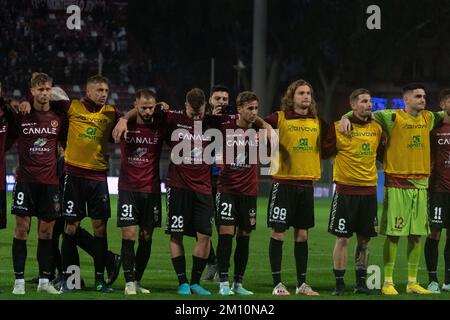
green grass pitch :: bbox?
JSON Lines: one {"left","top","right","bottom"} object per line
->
{"left": 0, "top": 193, "right": 449, "bottom": 300}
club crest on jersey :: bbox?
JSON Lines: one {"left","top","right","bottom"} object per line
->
{"left": 51, "top": 120, "right": 59, "bottom": 128}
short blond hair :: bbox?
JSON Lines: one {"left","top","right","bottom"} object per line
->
{"left": 31, "top": 72, "right": 52, "bottom": 87}
{"left": 86, "top": 75, "right": 110, "bottom": 86}
{"left": 349, "top": 88, "right": 370, "bottom": 104}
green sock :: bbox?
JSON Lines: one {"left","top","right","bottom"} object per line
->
{"left": 383, "top": 238, "right": 398, "bottom": 283}
{"left": 407, "top": 240, "right": 420, "bottom": 283}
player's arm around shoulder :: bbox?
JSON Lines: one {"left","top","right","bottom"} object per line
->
{"left": 203, "top": 113, "right": 237, "bottom": 133}
{"left": 338, "top": 111, "right": 354, "bottom": 134}
{"left": 371, "top": 109, "right": 396, "bottom": 134}
{"left": 373, "top": 119, "right": 384, "bottom": 145}
{"left": 49, "top": 87, "right": 71, "bottom": 114}
{"left": 113, "top": 108, "right": 136, "bottom": 143}
{"left": 318, "top": 117, "right": 330, "bottom": 139}
{"left": 263, "top": 111, "right": 279, "bottom": 129}
{"left": 252, "top": 115, "right": 275, "bottom": 144}
{"left": 321, "top": 121, "right": 337, "bottom": 159}
{"left": 112, "top": 102, "right": 170, "bottom": 142}
{"left": 430, "top": 110, "right": 444, "bottom": 130}
{"left": 254, "top": 115, "right": 273, "bottom": 131}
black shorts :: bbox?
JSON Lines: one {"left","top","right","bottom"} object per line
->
{"left": 11, "top": 182, "right": 60, "bottom": 221}
{"left": 117, "top": 190, "right": 162, "bottom": 228}
{"left": 62, "top": 174, "right": 111, "bottom": 221}
{"left": 328, "top": 191, "right": 378, "bottom": 238}
{"left": 165, "top": 187, "right": 214, "bottom": 237}
{"left": 267, "top": 182, "right": 315, "bottom": 232}
{"left": 0, "top": 189, "right": 6, "bottom": 229}
{"left": 429, "top": 192, "right": 450, "bottom": 230}
{"left": 215, "top": 192, "right": 257, "bottom": 232}
{"left": 211, "top": 175, "right": 218, "bottom": 215}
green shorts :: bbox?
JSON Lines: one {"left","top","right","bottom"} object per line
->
{"left": 380, "top": 187, "right": 430, "bottom": 236}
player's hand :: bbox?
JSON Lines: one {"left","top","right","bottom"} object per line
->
{"left": 160, "top": 101, "right": 170, "bottom": 112}
{"left": 18, "top": 101, "right": 31, "bottom": 114}
{"left": 338, "top": 116, "right": 352, "bottom": 134}
{"left": 212, "top": 106, "right": 222, "bottom": 115}
{"left": 112, "top": 117, "right": 128, "bottom": 143}
{"left": 51, "top": 87, "right": 70, "bottom": 101}
{"left": 155, "top": 101, "right": 170, "bottom": 114}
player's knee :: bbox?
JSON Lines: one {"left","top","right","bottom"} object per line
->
{"left": 139, "top": 229, "right": 152, "bottom": 242}
{"left": 93, "top": 229, "right": 106, "bottom": 237}
{"left": 197, "top": 233, "right": 210, "bottom": 244}
{"left": 38, "top": 221, "right": 55, "bottom": 239}
{"left": 336, "top": 237, "right": 349, "bottom": 247}
{"left": 387, "top": 235, "right": 400, "bottom": 244}
{"left": 196, "top": 235, "right": 210, "bottom": 251}
{"left": 428, "top": 229, "right": 441, "bottom": 240}
{"left": 39, "top": 229, "right": 53, "bottom": 240}
{"left": 271, "top": 230, "right": 285, "bottom": 241}
{"left": 170, "top": 234, "right": 183, "bottom": 245}
{"left": 294, "top": 229, "right": 308, "bottom": 242}
{"left": 408, "top": 235, "right": 421, "bottom": 244}
{"left": 121, "top": 229, "right": 135, "bottom": 240}
{"left": 356, "top": 236, "right": 370, "bottom": 248}
{"left": 219, "top": 225, "right": 235, "bottom": 235}
{"left": 92, "top": 223, "right": 106, "bottom": 237}
{"left": 64, "top": 223, "right": 78, "bottom": 236}
{"left": 237, "top": 228, "right": 251, "bottom": 237}
{"left": 14, "top": 224, "right": 29, "bottom": 240}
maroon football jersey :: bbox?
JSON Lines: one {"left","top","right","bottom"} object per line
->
{"left": 164, "top": 111, "right": 216, "bottom": 194}
{"left": 13, "top": 108, "right": 64, "bottom": 184}
{"left": 430, "top": 121, "right": 450, "bottom": 192}
{"left": 118, "top": 120, "right": 165, "bottom": 193}
{"left": 216, "top": 118, "right": 258, "bottom": 196}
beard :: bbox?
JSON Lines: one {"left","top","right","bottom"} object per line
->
{"left": 142, "top": 116, "right": 153, "bottom": 123}
{"left": 298, "top": 103, "right": 310, "bottom": 109}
